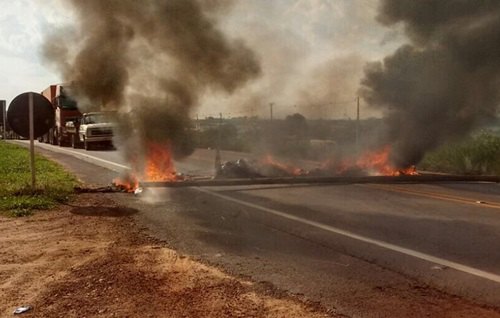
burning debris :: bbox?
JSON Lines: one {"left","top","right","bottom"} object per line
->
{"left": 113, "top": 142, "right": 187, "bottom": 193}
{"left": 217, "top": 147, "right": 419, "bottom": 179}
{"left": 111, "top": 146, "right": 420, "bottom": 193}
{"left": 113, "top": 174, "right": 139, "bottom": 193}
{"left": 217, "top": 159, "right": 262, "bottom": 179}
{"left": 331, "top": 146, "right": 418, "bottom": 177}
{"left": 217, "top": 156, "right": 308, "bottom": 179}
{"left": 260, "top": 155, "right": 307, "bottom": 177}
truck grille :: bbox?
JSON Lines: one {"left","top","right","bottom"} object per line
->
{"left": 90, "top": 128, "right": 113, "bottom": 136}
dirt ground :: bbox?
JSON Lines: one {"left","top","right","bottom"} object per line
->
{"left": 0, "top": 193, "right": 330, "bottom": 318}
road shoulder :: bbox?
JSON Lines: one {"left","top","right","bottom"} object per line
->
{"left": 0, "top": 193, "right": 330, "bottom": 317}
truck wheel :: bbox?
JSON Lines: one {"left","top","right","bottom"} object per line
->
{"left": 51, "top": 131, "right": 58, "bottom": 145}
{"left": 71, "top": 135, "right": 78, "bottom": 148}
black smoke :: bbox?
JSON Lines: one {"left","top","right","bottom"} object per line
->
{"left": 42, "top": 0, "right": 260, "bottom": 169}
{"left": 360, "top": 0, "right": 500, "bottom": 167}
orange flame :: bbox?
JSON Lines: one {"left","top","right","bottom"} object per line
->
{"left": 113, "top": 142, "right": 179, "bottom": 192}
{"left": 257, "top": 146, "right": 418, "bottom": 178}
{"left": 337, "top": 145, "right": 418, "bottom": 176}
{"left": 260, "top": 155, "right": 305, "bottom": 176}
{"left": 113, "top": 174, "right": 139, "bottom": 193}
{"left": 144, "top": 142, "right": 177, "bottom": 182}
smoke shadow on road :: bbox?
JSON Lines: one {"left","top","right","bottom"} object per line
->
{"left": 70, "top": 205, "right": 138, "bottom": 217}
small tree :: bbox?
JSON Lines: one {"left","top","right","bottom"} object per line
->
{"left": 284, "top": 113, "right": 308, "bottom": 139}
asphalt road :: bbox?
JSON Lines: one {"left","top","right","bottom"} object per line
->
{"left": 13, "top": 140, "right": 500, "bottom": 317}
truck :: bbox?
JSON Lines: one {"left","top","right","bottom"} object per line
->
{"left": 39, "top": 84, "right": 82, "bottom": 146}
{"left": 66, "top": 112, "right": 116, "bottom": 150}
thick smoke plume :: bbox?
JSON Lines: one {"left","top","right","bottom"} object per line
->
{"left": 42, "top": 0, "right": 260, "bottom": 169}
{"left": 360, "top": 0, "right": 500, "bottom": 167}
{"left": 297, "top": 54, "right": 364, "bottom": 119}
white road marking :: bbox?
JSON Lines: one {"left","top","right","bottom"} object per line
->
{"left": 60, "top": 148, "right": 130, "bottom": 171}
{"left": 13, "top": 140, "right": 130, "bottom": 172}
{"left": 195, "top": 187, "right": 500, "bottom": 284}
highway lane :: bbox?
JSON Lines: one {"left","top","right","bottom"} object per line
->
{"left": 22, "top": 141, "right": 322, "bottom": 177}
{"left": 23, "top": 141, "right": 244, "bottom": 176}
{"left": 203, "top": 183, "right": 500, "bottom": 274}
{"left": 129, "top": 183, "right": 500, "bottom": 316}
{"left": 12, "top": 140, "right": 500, "bottom": 317}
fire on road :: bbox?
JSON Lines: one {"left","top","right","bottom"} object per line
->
{"left": 13, "top": 140, "right": 500, "bottom": 317}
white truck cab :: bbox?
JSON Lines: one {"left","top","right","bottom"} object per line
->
{"left": 78, "top": 112, "right": 116, "bottom": 150}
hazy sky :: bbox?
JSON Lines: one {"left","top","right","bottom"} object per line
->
{"left": 0, "top": 0, "right": 402, "bottom": 119}
{"left": 0, "top": 0, "right": 66, "bottom": 102}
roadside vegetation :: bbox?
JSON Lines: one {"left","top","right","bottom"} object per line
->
{"left": 0, "top": 141, "right": 78, "bottom": 216}
{"left": 419, "top": 132, "right": 500, "bottom": 175}
{"left": 193, "top": 116, "right": 385, "bottom": 160}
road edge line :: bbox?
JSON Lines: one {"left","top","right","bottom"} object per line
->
{"left": 11, "top": 140, "right": 130, "bottom": 172}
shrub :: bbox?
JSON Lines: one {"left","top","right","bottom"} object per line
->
{"left": 420, "top": 132, "right": 500, "bottom": 175}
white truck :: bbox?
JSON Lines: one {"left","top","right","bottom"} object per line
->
{"left": 67, "top": 112, "right": 115, "bottom": 150}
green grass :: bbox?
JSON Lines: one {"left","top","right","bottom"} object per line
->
{"left": 0, "top": 141, "right": 79, "bottom": 216}
{"left": 419, "top": 132, "right": 500, "bottom": 175}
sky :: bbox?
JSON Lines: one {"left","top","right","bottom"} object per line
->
{"left": 0, "top": 0, "right": 66, "bottom": 103}
{"left": 0, "top": 0, "right": 403, "bottom": 119}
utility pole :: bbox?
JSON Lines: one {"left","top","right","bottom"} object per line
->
{"left": 356, "top": 96, "right": 360, "bottom": 155}
{"left": 269, "top": 103, "right": 274, "bottom": 122}
{"left": 29, "top": 93, "right": 36, "bottom": 190}
{"left": 1, "top": 100, "right": 6, "bottom": 140}
{"left": 214, "top": 112, "right": 222, "bottom": 176}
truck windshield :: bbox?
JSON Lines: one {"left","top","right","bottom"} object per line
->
{"left": 84, "top": 113, "right": 114, "bottom": 124}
